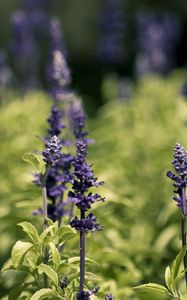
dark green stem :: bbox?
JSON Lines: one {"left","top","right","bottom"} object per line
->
{"left": 181, "top": 216, "right": 187, "bottom": 287}
{"left": 41, "top": 166, "right": 50, "bottom": 288}
{"left": 80, "top": 209, "right": 85, "bottom": 292}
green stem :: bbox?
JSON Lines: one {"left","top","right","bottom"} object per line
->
{"left": 181, "top": 216, "right": 187, "bottom": 287}
{"left": 41, "top": 166, "right": 50, "bottom": 288}
{"left": 79, "top": 209, "right": 85, "bottom": 292}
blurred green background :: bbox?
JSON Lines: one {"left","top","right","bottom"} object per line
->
{"left": 1, "top": 0, "right": 187, "bottom": 299}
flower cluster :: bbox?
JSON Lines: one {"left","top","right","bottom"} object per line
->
{"left": 34, "top": 103, "right": 74, "bottom": 221}
{"left": 77, "top": 287, "right": 99, "bottom": 300}
{"left": 47, "top": 105, "right": 65, "bottom": 138}
{"left": 10, "top": 10, "right": 35, "bottom": 56}
{"left": 60, "top": 276, "right": 68, "bottom": 289}
{"left": 69, "top": 100, "right": 88, "bottom": 141}
{"left": 70, "top": 213, "right": 102, "bottom": 232}
{"left": 167, "top": 143, "right": 187, "bottom": 216}
{"left": 22, "top": 0, "right": 51, "bottom": 12}
{"left": 69, "top": 140, "right": 104, "bottom": 232}
{"left": 105, "top": 294, "right": 114, "bottom": 300}
{"left": 135, "top": 11, "right": 181, "bottom": 76}
{"left": 42, "top": 135, "right": 62, "bottom": 166}
{"left": 97, "top": 0, "right": 125, "bottom": 65}
{"left": 46, "top": 18, "right": 71, "bottom": 101}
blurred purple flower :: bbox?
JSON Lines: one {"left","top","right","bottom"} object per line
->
{"left": 77, "top": 287, "right": 99, "bottom": 300}
{"left": 69, "top": 100, "right": 88, "bottom": 141}
{"left": 97, "top": 0, "right": 125, "bottom": 64}
{"left": 46, "top": 18, "right": 71, "bottom": 101}
{"left": 135, "top": 11, "right": 181, "bottom": 76}
{"left": 42, "top": 135, "right": 62, "bottom": 166}
{"left": 70, "top": 213, "right": 102, "bottom": 232}
{"left": 167, "top": 143, "right": 187, "bottom": 216}
{"left": 105, "top": 294, "right": 114, "bottom": 300}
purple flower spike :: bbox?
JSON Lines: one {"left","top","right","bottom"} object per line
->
{"left": 77, "top": 287, "right": 99, "bottom": 300}
{"left": 105, "top": 294, "right": 114, "bottom": 300}
{"left": 172, "top": 144, "right": 187, "bottom": 176}
{"left": 49, "top": 17, "right": 67, "bottom": 54}
{"left": 47, "top": 105, "right": 65, "bottom": 138}
{"left": 135, "top": 11, "right": 181, "bottom": 76}
{"left": 71, "top": 140, "right": 104, "bottom": 196}
{"left": 42, "top": 135, "right": 61, "bottom": 166}
{"left": 69, "top": 100, "right": 88, "bottom": 141}
{"left": 10, "top": 10, "right": 35, "bottom": 56}
{"left": 46, "top": 17, "right": 71, "bottom": 101}
{"left": 70, "top": 213, "right": 102, "bottom": 232}
{"left": 167, "top": 143, "right": 187, "bottom": 216}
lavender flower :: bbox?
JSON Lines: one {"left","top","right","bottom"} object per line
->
{"left": 10, "top": 10, "right": 35, "bottom": 56}
{"left": 69, "top": 140, "right": 104, "bottom": 211}
{"left": 69, "top": 139, "right": 104, "bottom": 294}
{"left": 97, "top": 0, "right": 125, "bottom": 65}
{"left": 60, "top": 276, "right": 68, "bottom": 289}
{"left": 47, "top": 105, "right": 65, "bottom": 138}
{"left": 22, "top": 0, "right": 51, "bottom": 11}
{"left": 34, "top": 104, "right": 73, "bottom": 222}
{"left": 167, "top": 143, "right": 187, "bottom": 285}
{"left": 70, "top": 213, "right": 102, "bottom": 232}
{"left": 167, "top": 143, "right": 187, "bottom": 216}
{"left": 135, "top": 11, "right": 181, "bottom": 76}
{"left": 49, "top": 17, "right": 67, "bottom": 55}
{"left": 105, "top": 294, "right": 114, "bottom": 300}
{"left": 69, "top": 100, "right": 88, "bottom": 141}
{"left": 10, "top": 10, "right": 39, "bottom": 88}
{"left": 42, "top": 135, "right": 62, "bottom": 166}
{"left": 47, "top": 201, "right": 65, "bottom": 222}
{"left": 77, "top": 287, "right": 99, "bottom": 300}
{"left": 46, "top": 18, "right": 71, "bottom": 101}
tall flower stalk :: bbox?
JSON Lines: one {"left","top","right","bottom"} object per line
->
{"left": 69, "top": 140, "right": 104, "bottom": 298}
{"left": 167, "top": 143, "right": 187, "bottom": 286}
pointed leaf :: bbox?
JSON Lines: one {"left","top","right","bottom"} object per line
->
{"left": 1, "top": 259, "right": 14, "bottom": 271}
{"left": 9, "top": 286, "right": 23, "bottom": 300}
{"left": 30, "top": 289, "right": 62, "bottom": 300}
{"left": 40, "top": 224, "right": 56, "bottom": 241}
{"left": 171, "top": 246, "right": 186, "bottom": 281}
{"left": 49, "top": 242, "right": 61, "bottom": 269}
{"left": 22, "top": 152, "right": 45, "bottom": 174}
{"left": 165, "top": 266, "right": 172, "bottom": 291}
{"left": 62, "top": 256, "right": 98, "bottom": 266}
{"left": 38, "top": 263, "right": 59, "bottom": 287}
{"left": 11, "top": 241, "right": 33, "bottom": 269}
{"left": 18, "top": 222, "right": 40, "bottom": 243}
{"left": 134, "top": 283, "right": 170, "bottom": 300}
{"left": 57, "top": 225, "right": 76, "bottom": 244}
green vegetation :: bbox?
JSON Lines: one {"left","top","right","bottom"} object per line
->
{"left": 1, "top": 72, "right": 187, "bottom": 299}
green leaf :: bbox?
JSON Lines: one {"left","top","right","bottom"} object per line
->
{"left": 134, "top": 283, "right": 170, "bottom": 300}
{"left": 38, "top": 263, "right": 59, "bottom": 287}
{"left": 181, "top": 292, "right": 187, "bottom": 300}
{"left": 57, "top": 225, "right": 76, "bottom": 244}
{"left": 49, "top": 242, "right": 61, "bottom": 269}
{"left": 22, "top": 152, "right": 45, "bottom": 174}
{"left": 165, "top": 266, "right": 172, "bottom": 291}
{"left": 18, "top": 222, "right": 40, "bottom": 243}
{"left": 11, "top": 241, "right": 33, "bottom": 269}
{"left": 40, "top": 224, "right": 56, "bottom": 241}
{"left": 171, "top": 246, "right": 186, "bottom": 281}
{"left": 8, "top": 283, "right": 31, "bottom": 300}
{"left": 30, "top": 289, "right": 62, "bottom": 300}
{"left": 1, "top": 259, "right": 14, "bottom": 271}
{"left": 62, "top": 256, "right": 98, "bottom": 266}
